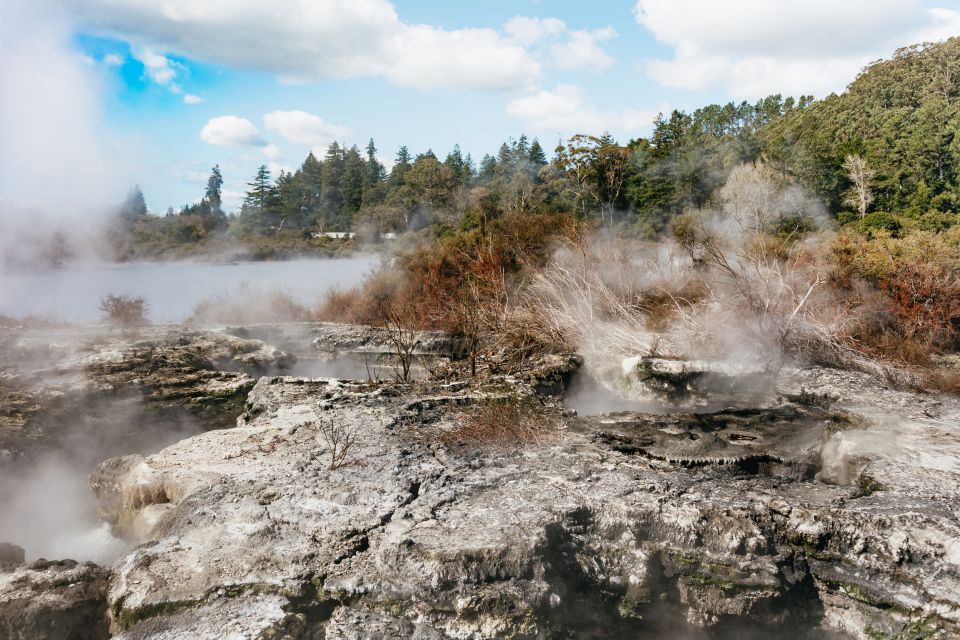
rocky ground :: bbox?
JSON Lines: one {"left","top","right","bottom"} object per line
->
{"left": 0, "top": 323, "right": 958, "bottom": 639}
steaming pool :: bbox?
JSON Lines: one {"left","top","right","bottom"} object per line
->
{"left": 0, "top": 256, "right": 377, "bottom": 323}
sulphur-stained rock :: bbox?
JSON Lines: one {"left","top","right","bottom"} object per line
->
{"left": 84, "top": 364, "right": 960, "bottom": 639}
{"left": 0, "top": 559, "right": 110, "bottom": 640}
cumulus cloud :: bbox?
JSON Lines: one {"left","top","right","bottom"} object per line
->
{"left": 635, "top": 0, "right": 960, "bottom": 98}
{"left": 263, "top": 110, "right": 349, "bottom": 151}
{"left": 504, "top": 16, "right": 617, "bottom": 71}
{"left": 504, "top": 16, "right": 566, "bottom": 46}
{"left": 549, "top": 27, "right": 616, "bottom": 70}
{"left": 72, "top": 0, "right": 544, "bottom": 91}
{"left": 200, "top": 116, "right": 267, "bottom": 147}
{"left": 263, "top": 144, "right": 281, "bottom": 161}
{"left": 506, "top": 84, "right": 659, "bottom": 135}
{"left": 102, "top": 52, "right": 123, "bottom": 65}
{"left": 132, "top": 48, "right": 181, "bottom": 92}
{"left": 182, "top": 94, "right": 203, "bottom": 105}
{"left": 387, "top": 24, "right": 539, "bottom": 90}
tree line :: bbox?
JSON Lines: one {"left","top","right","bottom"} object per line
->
{"left": 115, "top": 36, "right": 960, "bottom": 258}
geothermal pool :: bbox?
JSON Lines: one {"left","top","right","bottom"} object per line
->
{"left": 0, "top": 256, "right": 377, "bottom": 323}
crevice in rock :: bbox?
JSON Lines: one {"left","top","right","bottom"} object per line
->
{"left": 536, "top": 509, "right": 841, "bottom": 639}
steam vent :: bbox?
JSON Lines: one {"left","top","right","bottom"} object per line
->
{"left": 0, "top": 322, "right": 957, "bottom": 639}
{"left": 4, "top": 7, "right": 960, "bottom": 639}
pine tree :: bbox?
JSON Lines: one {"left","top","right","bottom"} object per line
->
{"left": 121, "top": 185, "right": 147, "bottom": 219}
{"left": 298, "top": 152, "right": 324, "bottom": 228}
{"left": 515, "top": 134, "right": 530, "bottom": 162}
{"left": 244, "top": 165, "right": 275, "bottom": 211}
{"left": 341, "top": 145, "right": 366, "bottom": 218}
{"left": 205, "top": 165, "right": 223, "bottom": 216}
{"left": 365, "top": 139, "right": 385, "bottom": 184}
{"left": 444, "top": 144, "right": 469, "bottom": 184}
{"left": 320, "top": 142, "right": 345, "bottom": 228}
{"left": 362, "top": 139, "right": 386, "bottom": 207}
{"left": 478, "top": 154, "right": 497, "bottom": 182}
{"left": 497, "top": 143, "right": 513, "bottom": 170}
{"left": 388, "top": 146, "right": 412, "bottom": 189}
{"left": 529, "top": 139, "right": 548, "bottom": 168}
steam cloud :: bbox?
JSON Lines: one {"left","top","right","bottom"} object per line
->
{"left": 0, "top": 1, "right": 133, "bottom": 268}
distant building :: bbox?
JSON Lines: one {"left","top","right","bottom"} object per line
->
{"left": 382, "top": 232, "right": 397, "bottom": 241}
{"left": 311, "top": 232, "right": 355, "bottom": 240}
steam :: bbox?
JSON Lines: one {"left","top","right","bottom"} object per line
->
{"left": 188, "top": 284, "right": 312, "bottom": 325}
{"left": 0, "top": 1, "right": 132, "bottom": 268}
{"left": 0, "top": 454, "right": 125, "bottom": 564}
{"left": 0, "top": 256, "right": 376, "bottom": 323}
{"left": 0, "top": 392, "right": 203, "bottom": 563}
{"left": 530, "top": 163, "right": 856, "bottom": 410}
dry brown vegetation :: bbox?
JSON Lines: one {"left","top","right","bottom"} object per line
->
{"left": 824, "top": 229, "right": 960, "bottom": 389}
{"left": 317, "top": 210, "right": 585, "bottom": 374}
{"left": 442, "top": 398, "right": 564, "bottom": 449}
{"left": 188, "top": 286, "right": 312, "bottom": 325}
{"left": 317, "top": 160, "right": 960, "bottom": 395}
{"left": 99, "top": 294, "right": 149, "bottom": 326}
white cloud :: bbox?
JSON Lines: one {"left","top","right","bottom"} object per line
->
{"left": 635, "top": 0, "right": 960, "bottom": 98}
{"left": 549, "top": 27, "right": 616, "bottom": 70}
{"left": 263, "top": 110, "right": 349, "bottom": 151}
{"left": 220, "top": 188, "right": 245, "bottom": 211}
{"left": 200, "top": 116, "right": 267, "bottom": 147}
{"left": 182, "top": 94, "right": 203, "bottom": 105}
{"left": 266, "top": 160, "right": 292, "bottom": 176}
{"left": 263, "top": 144, "right": 281, "bottom": 160}
{"left": 73, "top": 0, "right": 544, "bottom": 91}
{"left": 506, "top": 84, "right": 659, "bottom": 136}
{"left": 387, "top": 24, "right": 539, "bottom": 90}
{"left": 504, "top": 16, "right": 617, "bottom": 71}
{"left": 102, "top": 53, "right": 123, "bottom": 65}
{"left": 504, "top": 16, "right": 566, "bottom": 46}
{"left": 133, "top": 48, "right": 177, "bottom": 85}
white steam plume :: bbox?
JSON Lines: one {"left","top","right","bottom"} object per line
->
{"left": 0, "top": 1, "right": 133, "bottom": 266}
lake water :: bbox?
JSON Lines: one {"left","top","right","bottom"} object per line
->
{"left": 0, "top": 256, "right": 377, "bottom": 323}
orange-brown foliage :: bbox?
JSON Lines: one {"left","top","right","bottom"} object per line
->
{"left": 318, "top": 210, "right": 583, "bottom": 344}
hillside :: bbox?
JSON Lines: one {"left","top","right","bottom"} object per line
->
{"left": 763, "top": 37, "right": 960, "bottom": 218}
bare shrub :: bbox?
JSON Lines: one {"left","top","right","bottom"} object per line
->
{"left": 317, "top": 210, "right": 584, "bottom": 373}
{"left": 442, "top": 398, "right": 563, "bottom": 449}
{"left": 99, "top": 294, "right": 149, "bottom": 326}
{"left": 315, "top": 412, "right": 360, "bottom": 470}
{"left": 527, "top": 238, "right": 697, "bottom": 360}
{"left": 524, "top": 165, "right": 882, "bottom": 378}
{"left": 383, "top": 302, "right": 419, "bottom": 382}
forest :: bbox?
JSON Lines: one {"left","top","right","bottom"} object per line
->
{"left": 116, "top": 37, "right": 960, "bottom": 260}
{"left": 109, "top": 38, "right": 960, "bottom": 389}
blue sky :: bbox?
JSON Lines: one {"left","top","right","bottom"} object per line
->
{"left": 6, "top": 0, "right": 960, "bottom": 213}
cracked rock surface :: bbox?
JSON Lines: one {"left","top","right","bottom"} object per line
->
{"left": 0, "top": 325, "right": 296, "bottom": 461}
{"left": 88, "top": 367, "right": 960, "bottom": 639}
{"left": 1, "top": 323, "right": 959, "bottom": 639}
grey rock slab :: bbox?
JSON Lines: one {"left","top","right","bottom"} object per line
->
{"left": 87, "top": 366, "right": 960, "bottom": 638}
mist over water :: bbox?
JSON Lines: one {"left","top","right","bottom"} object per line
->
{"left": 0, "top": 256, "right": 375, "bottom": 323}
{"left": 0, "top": 255, "right": 380, "bottom": 563}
